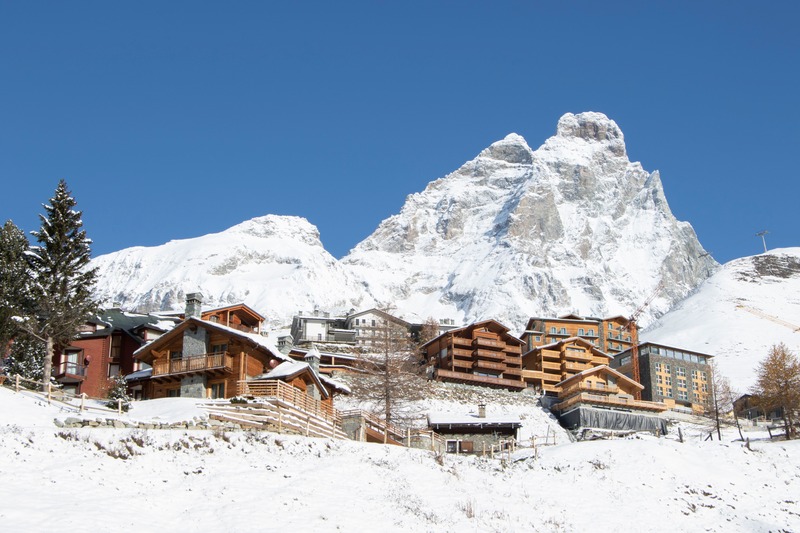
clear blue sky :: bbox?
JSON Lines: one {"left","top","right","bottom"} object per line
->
{"left": 1, "top": 2, "right": 797, "bottom": 263}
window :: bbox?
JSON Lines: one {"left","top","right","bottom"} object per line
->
{"left": 578, "top": 328, "right": 585, "bottom": 336}
{"left": 167, "top": 389, "right": 181, "bottom": 398}
{"left": 559, "top": 328, "right": 567, "bottom": 334}
{"left": 691, "top": 369, "right": 698, "bottom": 380}
{"left": 656, "top": 375, "right": 663, "bottom": 385}
{"left": 665, "top": 388, "right": 673, "bottom": 398}
{"left": 693, "top": 381, "right": 699, "bottom": 391}
{"left": 372, "top": 320, "right": 376, "bottom": 327}
{"left": 550, "top": 327, "right": 557, "bottom": 334}
{"left": 211, "top": 343, "right": 228, "bottom": 354}
{"left": 110, "top": 335, "right": 122, "bottom": 359}
{"left": 108, "top": 363, "right": 120, "bottom": 378}
{"left": 655, "top": 362, "right": 662, "bottom": 373}
{"left": 701, "top": 371, "right": 708, "bottom": 381}
{"left": 657, "top": 386, "right": 665, "bottom": 397}
{"left": 535, "top": 336, "right": 541, "bottom": 342}
{"left": 678, "top": 390, "right": 688, "bottom": 401}
{"left": 665, "top": 364, "right": 671, "bottom": 374}
{"left": 209, "top": 383, "right": 225, "bottom": 399}
{"left": 170, "top": 350, "right": 182, "bottom": 359}
{"left": 702, "top": 383, "right": 709, "bottom": 393}
{"left": 665, "top": 376, "right": 672, "bottom": 386}
{"left": 677, "top": 378, "right": 687, "bottom": 389}
{"left": 676, "top": 367, "right": 686, "bottom": 377}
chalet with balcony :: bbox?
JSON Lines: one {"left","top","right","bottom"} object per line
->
{"left": 521, "top": 337, "right": 612, "bottom": 394}
{"left": 520, "top": 314, "right": 635, "bottom": 356}
{"left": 133, "top": 293, "right": 292, "bottom": 399}
{"left": 53, "top": 309, "right": 179, "bottom": 397}
{"left": 201, "top": 303, "right": 264, "bottom": 334}
{"left": 551, "top": 365, "right": 668, "bottom": 434}
{"left": 422, "top": 320, "right": 526, "bottom": 391}
{"left": 612, "top": 342, "right": 714, "bottom": 414}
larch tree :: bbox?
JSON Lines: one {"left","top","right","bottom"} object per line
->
{"left": 706, "top": 360, "right": 743, "bottom": 441}
{"left": 24, "top": 180, "right": 98, "bottom": 391}
{"left": 752, "top": 343, "right": 800, "bottom": 440}
{"left": 0, "top": 220, "right": 33, "bottom": 357}
{"left": 352, "top": 312, "right": 422, "bottom": 434}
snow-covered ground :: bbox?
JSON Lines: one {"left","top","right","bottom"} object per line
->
{"left": 1, "top": 387, "right": 798, "bottom": 532}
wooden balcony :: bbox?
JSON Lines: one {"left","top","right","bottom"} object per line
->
{"left": 239, "top": 379, "right": 338, "bottom": 424}
{"left": 541, "top": 350, "right": 561, "bottom": 361}
{"left": 553, "top": 392, "right": 667, "bottom": 413}
{"left": 473, "top": 337, "right": 505, "bottom": 350}
{"left": 558, "top": 382, "right": 620, "bottom": 399}
{"left": 152, "top": 353, "right": 233, "bottom": 379}
{"left": 452, "top": 337, "right": 473, "bottom": 347}
{"left": 562, "top": 361, "right": 590, "bottom": 372}
{"left": 503, "top": 367, "right": 522, "bottom": 377}
{"left": 564, "top": 350, "right": 592, "bottom": 363}
{"left": 503, "top": 345, "right": 522, "bottom": 355}
{"left": 473, "top": 349, "right": 506, "bottom": 361}
{"left": 473, "top": 359, "right": 506, "bottom": 372}
{"left": 434, "top": 368, "right": 526, "bottom": 390}
{"left": 504, "top": 357, "right": 522, "bottom": 368}
{"left": 541, "top": 361, "right": 561, "bottom": 371}
{"left": 444, "top": 357, "right": 473, "bottom": 370}
{"left": 452, "top": 348, "right": 473, "bottom": 358}
{"left": 473, "top": 330, "right": 498, "bottom": 340}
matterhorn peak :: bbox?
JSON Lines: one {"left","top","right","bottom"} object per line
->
{"left": 553, "top": 111, "right": 626, "bottom": 157}
{"left": 478, "top": 132, "right": 533, "bottom": 164}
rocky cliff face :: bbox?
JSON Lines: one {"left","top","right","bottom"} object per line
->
{"left": 342, "top": 112, "right": 717, "bottom": 327}
{"left": 91, "top": 112, "right": 717, "bottom": 330}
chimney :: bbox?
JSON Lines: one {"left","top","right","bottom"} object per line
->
{"left": 478, "top": 403, "right": 486, "bottom": 418}
{"left": 185, "top": 292, "right": 203, "bottom": 319}
{"left": 305, "top": 346, "right": 321, "bottom": 374}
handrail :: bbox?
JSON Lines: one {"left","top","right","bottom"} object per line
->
{"left": 153, "top": 353, "right": 233, "bottom": 377}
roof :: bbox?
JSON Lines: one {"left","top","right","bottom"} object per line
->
{"left": 345, "top": 308, "right": 412, "bottom": 328}
{"left": 124, "top": 368, "right": 152, "bottom": 381}
{"left": 421, "top": 319, "right": 523, "bottom": 349}
{"left": 526, "top": 336, "right": 611, "bottom": 358}
{"left": 623, "top": 341, "right": 715, "bottom": 360}
{"left": 427, "top": 413, "right": 522, "bottom": 428}
{"left": 133, "top": 317, "right": 290, "bottom": 363}
{"left": 254, "top": 360, "right": 351, "bottom": 395}
{"left": 555, "top": 364, "right": 643, "bottom": 390}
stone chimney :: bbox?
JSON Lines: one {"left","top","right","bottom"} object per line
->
{"left": 478, "top": 403, "right": 486, "bottom": 418}
{"left": 185, "top": 292, "right": 203, "bottom": 319}
{"left": 305, "top": 346, "right": 321, "bottom": 374}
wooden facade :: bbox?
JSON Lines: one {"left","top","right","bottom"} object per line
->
{"left": 521, "top": 336, "right": 612, "bottom": 394}
{"left": 551, "top": 365, "right": 667, "bottom": 414}
{"left": 201, "top": 303, "right": 264, "bottom": 334}
{"left": 520, "top": 314, "right": 636, "bottom": 356}
{"left": 134, "top": 317, "right": 283, "bottom": 400}
{"left": 422, "top": 320, "right": 526, "bottom": 391}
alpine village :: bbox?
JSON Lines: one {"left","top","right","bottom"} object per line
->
{"left": 2, "top": 180, "right": 796, "bottom": 458}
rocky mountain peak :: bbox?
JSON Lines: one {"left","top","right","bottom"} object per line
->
{"left": 478, "top": 133, "right": 533, "bottom": 164}
{"left": 553, "top": 112, "right": 626, "bottom": 157}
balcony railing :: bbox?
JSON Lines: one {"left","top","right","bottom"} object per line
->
{"left": 558, "top": 382, "right": 620, "bottom": 399}
{"left": 473, "top": 337, "right": 505, "bottom": 349}
{"left": 553, "top": 392, "right": 667, "bottom": 412}
{"left": 473, "top": 359, "right": 506, "bottom": 372}
{"left": 55, "top": 362, "right": 86, "bottom": 378}
{"left": 434, "top": 368, "right": 526, "bottom": 390}
{"left": 153, "top": 353, "right": 233, "bottom": 377}
{"left": 239, "top": 379, "right": 338, "bottom": 425}
{"left": 473, "top": 349, "right": 506, "bottom": 361}
{"left": 452, "top": 337, "right": 473, "bottom": 347}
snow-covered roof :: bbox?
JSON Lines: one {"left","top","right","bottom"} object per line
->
{"left": 125, "top": 368, "right": 152, "bottom": 381}
{"left": 254, "top": 360, "right": 351, "bottom": 395}
{"left": 427, "top": 413, "right": 522, "bottom": 427}
{"left": 555, "top": 364, "right": 643, "bottom": 390}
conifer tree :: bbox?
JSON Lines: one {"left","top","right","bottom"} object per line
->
{"left": 0, "top": 220, "right": 33, "bottom": 357}
{"left": 24, "top": 180, "right": 98, "bottom": 391}
{"left": 3, "top": 333, "right": 44, "bottom": 384}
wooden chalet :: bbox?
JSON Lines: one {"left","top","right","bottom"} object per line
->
{"left": 422, "top": 320, "right": 525, "bottom": 391}
{"left": 520, "top": 314, "right": 636, "bottom": 356}
{"left": 551, "top": 365, "right": 668, "bottom": 434}
{"left": 427, "top": 405, "right": 521, "bottom": 453}
{"left": 287, "top": 347, "right": 362, "bottom": 375}
{"left": 521, "top": 336, "right": 612, "bottom": 394}
{"left": 551, "top": 365, "right": 667, "bottom": 414}
{"left": 133, "top": 293, "right": 287, "bottom": 400}
{"left": 201, "top": 303, "right": 264, "bottom": 334}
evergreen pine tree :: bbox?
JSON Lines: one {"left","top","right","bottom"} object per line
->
{"left": 3, "top": 333, "right": 45, "bottom": 384}
{"left": 105, "top": 375, "right": 132, "bottom": 412}
{"left": 25, "top": 180, "right": 98, "bottom": 391}
{"left": 0, "top": 220, "right": 33, "bottom": 356}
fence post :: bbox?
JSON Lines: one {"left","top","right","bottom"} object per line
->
{"left": 117, "top": 398, "right": 122, "bottom": 415}
{"left": 16, "top": 374, "right": 20, "bottom": 392}
{"left": 406, "top": 427, "right": 411, "bottom": 448}
{"left": 80, "top": 393, "right": 86, "bottom": 412}
{"left": 306, "top": 416, "right": 310, "bottom": 437}
{"left": 47, "top": 382, "right": 52, "bottom": 403}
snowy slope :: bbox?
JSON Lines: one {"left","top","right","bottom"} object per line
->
{"left": 91, "top": 215, "right": 370, "bottom": 323}
{"left": 2, "top": 387, "right": 799, "bottom": 532}
{"left": 91, "top": 112, "right": 716, "bottom": 330}
{"left": 343, "top": 112, "right": 717, "bottom": 327}
{"left": 643, "top": 248, "right": 800, "bottom": 391}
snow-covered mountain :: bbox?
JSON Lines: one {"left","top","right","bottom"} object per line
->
{"left": 92, "top": 112, "right": 717, "bottom": 330}
{"left": 343, "top": 112, "right": 716, "bottom": 327}
{"left": 90, "top": 215, "right": 369, "bottom": 324}
{"left": 643, "top": 248, "right": 800, "bottom": 391}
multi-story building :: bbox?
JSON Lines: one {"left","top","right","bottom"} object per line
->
{"left": 611, "top": 342, "right": 713, "bottom": 413}
{"left": 520, "top": 337, "right": 612, "bottom": 394}
{"left": 520, "top": 314, "right": 636, "bottom": 356}
{"left": 289, "top": 311, "right": 355, "bottom": 346}
{"left": 422, "top": 320, "right": 526, "bottom": 391}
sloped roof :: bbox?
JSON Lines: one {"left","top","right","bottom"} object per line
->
{"left": 529, "top": 336, "right": 611, "bottom": 359}
{"left": 555, "top": 364, "right": 643, "bottom": 390}
{"left": 254, "top": 361, "right": 350, "bottom": 396}
{"left": 421, "top": 319, "right": 524, "bottom": 349}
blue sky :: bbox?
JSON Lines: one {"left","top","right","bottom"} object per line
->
{"left": 1, "top": 2, "right": 797, "bottom": 263}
